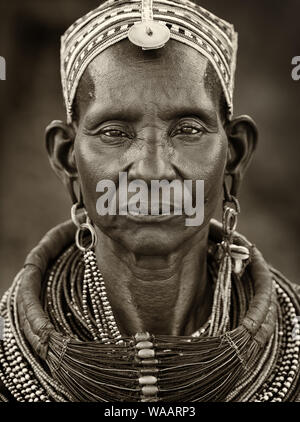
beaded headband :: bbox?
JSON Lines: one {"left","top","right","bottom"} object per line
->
{"left": 61, "top": 0, "right": 238, "bottom": 123}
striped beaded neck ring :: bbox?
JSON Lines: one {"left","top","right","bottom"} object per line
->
{"left": 61, "top": 0, "right": 238, "bottom": 123}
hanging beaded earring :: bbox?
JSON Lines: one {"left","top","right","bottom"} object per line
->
{"left": 209, "top": 180, "right": 250, "bottom": 336}
{"left": 68, "top": 175, "right": 98, "bottom": 252}
{"left": 70, "top": 189, "right": 122, "bottom": 344}
{"left": 71, "top": 202, "right": 97, "bottom": 252}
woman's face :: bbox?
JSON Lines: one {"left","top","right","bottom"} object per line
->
{"left": 74, "top": 40, "right": 228, "bottom": 255}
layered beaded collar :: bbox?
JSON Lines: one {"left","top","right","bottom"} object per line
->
{"left": 0, "top": 220, "right": 299, "bottom": 402}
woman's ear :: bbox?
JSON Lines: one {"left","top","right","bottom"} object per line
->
{"left": 225, "top": 115, "right": 258, "bottom": 196}
{"left": 45, "top": 120, "right": 77, "bottom": 188}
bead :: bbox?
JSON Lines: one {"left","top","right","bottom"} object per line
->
{"left": 141, "top": 359, "right": 159, "bottom": 366}
{"left": 136, "top": 341, "right": 153, "bottom": 350}
{"left": 140, "top": 368, "right": 159, "bottom": 375}
{"left": 142, "top": 386, "right": 159, "bottom": 396}
{"left": 230, "top": 244, "right": 249, "bottom": 260}
{"left": 138, "top": 349, "right": 155, "bottom": 359}
{"left": 233, "top": 259, "right": 243, "bottom": 275}
{"left": 138, "top": 376, "right": 157, "bottom": 386}
{"left": 275, "top": 382, "right": 282, "bottom": 388}
{"left": 135, "top": 333, "right": 151, "bottom": 342}
{"left": 284, "top": 382, "right": 291, "bottom": 388}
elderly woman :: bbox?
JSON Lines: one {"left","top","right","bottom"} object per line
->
{"left": 0, "top": 0, "right": 299, "bottom": 402}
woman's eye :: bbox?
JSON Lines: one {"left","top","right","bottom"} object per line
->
{"left": 102, "top": 129, "right": 128, "bottom": 138}
{"left": 173, "top": 125, "right": 203, "bottom": 136}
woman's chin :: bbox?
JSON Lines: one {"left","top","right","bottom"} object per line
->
{"left": 117, "top": 228, "right": 196, "bottom": 256}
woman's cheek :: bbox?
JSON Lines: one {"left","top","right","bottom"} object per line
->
{"left": 74, "top": 139, "right": 101, "bottom": 217}
{"left": 192, "top": 134, "right": 227, "bottom": 222}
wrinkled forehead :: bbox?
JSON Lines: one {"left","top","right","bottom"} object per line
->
{"left": 78, "top": 40, "right": 220, "bottom": 128}
{"left": 87, "top": 38, "right": 208, "bottom": 87}
{"left": 61, "top": 0, "right": 237, "bottom": 123}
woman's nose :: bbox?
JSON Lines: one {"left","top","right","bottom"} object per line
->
{"left": 128, "top": 140, "right": 177, "bottom": 183}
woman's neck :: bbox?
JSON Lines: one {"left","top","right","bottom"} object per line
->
{"left": 94, "top": 228, "right": 213, "bottom": 336}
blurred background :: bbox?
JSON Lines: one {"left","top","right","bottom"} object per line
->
{"left": 0, "top": 0, "right": 299, "bottom": 296}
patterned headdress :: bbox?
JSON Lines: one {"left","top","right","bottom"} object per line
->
{"left": 61, "top": 0, "right": 238, "bottom": 123}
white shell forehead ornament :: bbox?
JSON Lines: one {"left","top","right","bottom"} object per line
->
{"left": 128, "top": 0, "right": 171, "bottom": 50}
